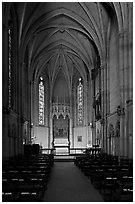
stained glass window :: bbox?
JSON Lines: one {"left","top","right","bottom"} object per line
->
{"left": 77, "top": 78, "right": 83, "bottom": 125}
{"left": 39, "top": 77, "right": 44, "bottom": 125}
{"left": 8, "top": 28, "right": 12, "bottom": 109}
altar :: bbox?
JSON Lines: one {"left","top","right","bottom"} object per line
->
{"left": 53, "top": 138, "right": 69, "bottom": 155}
{"left": 52, "top": 103, "right": 70, "bottom": 155}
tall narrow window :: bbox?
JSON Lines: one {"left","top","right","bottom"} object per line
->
{"left": 77, "top": 78, "right": 83, "bottom": 125}
{"left": 8, "top": 28, "right": 12, "bottom": 108}
{"left": 39, "top": 77, "right": 44, "bottom": 125}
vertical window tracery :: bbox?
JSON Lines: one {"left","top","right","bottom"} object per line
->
{"left": 77, "top": 78, "right": 83, "bottom": 125}
{"left": 8, "top": 28, "right": 12, "bottom": 108}
{"left": 39, "top": 77, "right": 44, "bottom": 125}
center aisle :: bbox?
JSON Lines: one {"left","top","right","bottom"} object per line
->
{"left": 43, "top": 162, "right": 104, "bottom": 202}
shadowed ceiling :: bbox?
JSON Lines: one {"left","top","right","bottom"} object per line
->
{"left": 6, "top": 2, "right": 118, "bottom": 87}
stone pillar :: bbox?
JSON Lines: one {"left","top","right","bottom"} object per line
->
{"left": 49, "top": 83, "right": 53, "bottom": 148}
{"left": 87, "top": 76, "right": 92, "bottom": 147}
{"left": 85, "top": 79, "right": 89, "bottom": 147}
{"left": 91, "top": 70, "right": 96, "bottom": 147}
{"left": 70, "top": 96, "right": 73, "bottom": 147}
{"left": 18, "top": 60, "right": 25, "bottom": 155}
{"left": 88, "top": 125, "right": 92, "bottom": 147}
{"left": 69, "top": 117, "right": 73, "bottom": 148}
{"left": 118, "top": 31, "right": 125, "bottom": 157}
{"left": 103, "top": 62, "right": 108, "bottom": 154}
{"left": 29, "top": 82, "right": 32, "bottom": 143}
{"left": 128, "top": 4, "right": 133, "bottom": 101}
{"left": 100, "top": 63, "right": 106, "bottom": 152}
{"left": 49, "top": 116, "right": 53, "bottom": 148}
{"left": 119, "top": 6, "right": 131, "bottom": 157}
{"left": 31, "top": 81, "right": 36, "bottom": 146}
{"left": 49, "top": 88, "right": 53, "bottom": 148}
{"left": 123, "top": 14, "right": 129, "bottom": 157}
{"left": 31, "top": 82, "right": 34, "bottom": 125}
{"left": 33, "top": 81, "right": 37, "bottom": 125}
{"left": 127, "top": 4, "right": 133, "bottom": 158}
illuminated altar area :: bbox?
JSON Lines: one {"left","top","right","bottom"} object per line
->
{"left": 32, "top": 68, "right": 90, "bottom": 152}
{"left": 52, "top": 103, "right": 70, "bottom": 154}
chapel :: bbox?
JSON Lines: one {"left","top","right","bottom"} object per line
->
{"left": 2, "top": 2, "right": 133, "bottom": 202}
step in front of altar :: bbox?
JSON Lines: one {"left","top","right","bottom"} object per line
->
{"left": 54, "top": 155, "right": 75, "bottom": 162}
{"left": 55, "top": 147, "right": 69, "bottom": 155}
{"left": 54, "top": 138, "right": 69, "bottom": 155}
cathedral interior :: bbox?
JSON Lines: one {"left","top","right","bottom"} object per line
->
{"left": 2, "top": 2, "right": 133, "bottom": 202}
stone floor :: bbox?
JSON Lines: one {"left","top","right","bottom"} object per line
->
{"left": 43, "top": 162, "right": 104, "bottom": 202}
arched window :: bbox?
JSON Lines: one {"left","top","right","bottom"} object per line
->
{"left": 8, "top": 27, "right": 12, "bottom": 108}
{"left": 77, "top": 78, "right": 83, "bottom": 125}
{"left": 39, "top": 77, "right": 44, "bottom": 125}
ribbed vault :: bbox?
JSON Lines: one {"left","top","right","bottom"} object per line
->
{"left": 2, "top": 1, "right": 133, "bottom": 159}
{"left": 4, "top": 2, "right": 122, "bottom": 86}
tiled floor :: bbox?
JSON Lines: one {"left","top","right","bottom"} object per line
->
{"left": 43, "top": 162, "right": 104, "bottom": 202}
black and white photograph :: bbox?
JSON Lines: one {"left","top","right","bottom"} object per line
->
{"left": 2, "top": 2, "right": 133, "bottom": 202}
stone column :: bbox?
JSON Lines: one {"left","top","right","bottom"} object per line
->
{"left": 18, "top": 60, "right": 25, "bottom": 154}
{"left": 128, "top": 4, "right": 133, "bottom": 101}
{"left": 30, "top": 82, "right": 34, "bottom": 125}
{"left": 70, "top": 96, "right": 73, "bottom": 147}
{"left": 119, "top": 6, "right": 131, "bottom": 157}
{"left": 49, "top": 115, "right": 53, "bottom": 148}
{"left": 32, "top": 81, "right": 37, "bottom": 145}
{"left": 29, "top": 81, "right": 33, "bottom": 143}
{"left": 124, "top": 4, "right": 133, "bottom": 158}
{"left": 100, "top": 63, "right": 106, "bottom": 152}
{"left": 84, "top": 78, "right": 89, "bottom": 147}
{"left": 123, "top": 5, "right": 130, "bottom": 157}
{"left": 103, "top": 61, "right": 108, "bottom": 154}
{"left": 127, "top": 4, "right": 133, "bottom": 158}
{"left": 118, "top": 31, "right": 125, "bottom": 157}
{"left": 49, "top": 85, "right": 53, "bottom": 149}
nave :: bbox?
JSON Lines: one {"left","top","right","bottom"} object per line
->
{"left": 3, "top": 153, "right": 103, "bottom": 202}
{"left": 2, "top": 151, "right": 133, "bottom": 202}
{"left": 43, "top": 161, "right": 104, "bottom": 202}
{"left": 2, "top": 2, "right": 133, "bottom": 202}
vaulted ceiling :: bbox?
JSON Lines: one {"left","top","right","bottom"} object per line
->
{"left": 4, "top": 2, "right": 123, "bottom": 87}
